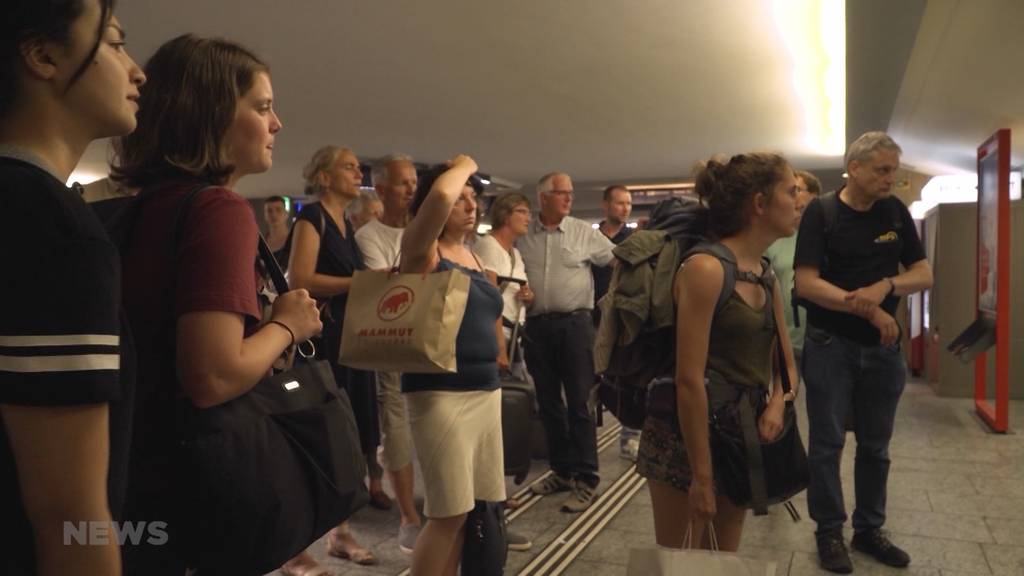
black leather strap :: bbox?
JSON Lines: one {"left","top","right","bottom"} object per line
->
{"left": 737, "top": 389, "right": 768, "bottom": 515}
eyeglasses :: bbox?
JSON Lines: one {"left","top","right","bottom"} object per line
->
{"left": 545, "top": 189, "right": 574, "bottom": 198}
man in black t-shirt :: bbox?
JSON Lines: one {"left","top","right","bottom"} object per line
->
{"left": 794, "top": 132, "right": 933, "bottom": 574}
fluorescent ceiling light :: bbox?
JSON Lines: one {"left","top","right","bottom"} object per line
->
{"left": 774, "top": 0, "right": 846, "bottom": 155}
{"left": 910, "top": 172, "right": 1022, "bottom": 219}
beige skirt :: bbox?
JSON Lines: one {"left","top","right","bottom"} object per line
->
{"left": 405, "top": 389, "right": 506, "bottom": 518}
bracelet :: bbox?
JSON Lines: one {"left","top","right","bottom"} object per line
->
{"left": 267, "top": 320, "right": 295, "bottom": 348}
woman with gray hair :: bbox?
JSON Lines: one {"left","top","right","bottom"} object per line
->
{"left": 473, "top": 192, "right": 535, "bottom": 372}
{"left": 286, "top": 145, "right": 381, "bottom": 570}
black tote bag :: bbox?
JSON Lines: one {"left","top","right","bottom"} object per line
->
{"left": 174, "top": 231, "right": 368, "bottom": 574}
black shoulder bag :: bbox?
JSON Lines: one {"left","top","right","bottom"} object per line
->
{"left": 705, "top": 257, "right": 810, "bottom": 517}
{"left": 172, "top": 190, "right": 369, "bottom": 574}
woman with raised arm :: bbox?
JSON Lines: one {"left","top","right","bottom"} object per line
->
{"left": 401, "top": 157, "right": 506, "bottom": 576}
{"left": 0, "top": 1, "right": 145, "bottom": 574}
{"left": 112, "top": 34, "right": 321, "bottom": 575}
{"left": 636, "top": 153, "right": 801, "bottom": 552}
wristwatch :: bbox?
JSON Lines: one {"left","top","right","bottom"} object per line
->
{"left": 884, "top": 277, "right": 896, "bottom": 297}
{"left": 782, "top": 390, "right": 798, "bottom": 402}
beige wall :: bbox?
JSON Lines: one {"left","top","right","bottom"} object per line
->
{"left": 926, "top": 202, "right": 1023, "bottom": 399}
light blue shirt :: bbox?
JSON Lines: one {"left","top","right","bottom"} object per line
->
{"left": 517, "top": 215, "right": 615, "bottom": 315}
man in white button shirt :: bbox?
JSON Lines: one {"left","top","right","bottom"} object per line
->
{"left": 517, "top": 172, "right": 615, "bottom": 513}
{"left": 354, "top": 153, "right": 422, "bottom": 552}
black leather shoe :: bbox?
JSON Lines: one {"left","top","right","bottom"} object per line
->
{"left": 852, "top": 529, "right": 910, "bottom": 568}
{"left": 817, "top": 533, "right": 854, "bottom": 574}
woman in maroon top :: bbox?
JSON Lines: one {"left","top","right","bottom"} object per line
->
{"left": 112, "top": 35, "right": 321, "bottom": 576}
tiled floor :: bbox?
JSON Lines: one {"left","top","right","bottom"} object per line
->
{"left": 283, "top": 379, "right": 1024, "bottom": 575}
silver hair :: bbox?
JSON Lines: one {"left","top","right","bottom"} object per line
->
{"left": 370, "top": 153, "right": 414, "bottom": 187}
{"left": 535, "top": 171, "right": 569, "bottom": 196}
{"left": 346, "top": 189, "right": 381, "bottom": 217}
{"left": 845, "top": 132, "right": 902, "bottom": 168}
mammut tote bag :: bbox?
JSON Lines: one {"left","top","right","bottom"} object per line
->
{"left": 339, "top": 268, "right": 470, "bottom": 373}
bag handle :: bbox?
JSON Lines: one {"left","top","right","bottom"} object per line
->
{"left": 682, "top": 521, "right": 719, "bottom": 551}
{"left": 257, "top": 234, "right": 316, "bottom": 358}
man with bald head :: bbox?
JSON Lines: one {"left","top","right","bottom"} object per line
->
{"left": 518, "top": 172, "right": 615, "bottom": 513}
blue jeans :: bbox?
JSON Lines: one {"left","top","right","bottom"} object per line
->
{"left": 803, "top": 324, "right": 906, "bottom": 537}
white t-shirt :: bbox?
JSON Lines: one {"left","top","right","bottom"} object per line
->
{"left": 354, "top": 218, "right": 404, "bottom": 270}
{"left": 473, "top": 234, "right": 527, "bottom": 324}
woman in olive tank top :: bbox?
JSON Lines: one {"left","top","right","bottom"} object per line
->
{"left": 635, "top": 153, "right": 801, "bottom": 552}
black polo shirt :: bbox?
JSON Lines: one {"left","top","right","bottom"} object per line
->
{"left": 794, "top": 192, "right": 926, "bottom": 346}
{"left": 0, "top": 156, "right": 131, "bottom": 574}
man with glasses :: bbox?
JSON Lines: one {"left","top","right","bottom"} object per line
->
{"left": 518, "top": 172, "right": 615, "bottom": 513}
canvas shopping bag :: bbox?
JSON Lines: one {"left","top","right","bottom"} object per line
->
{"left": 339, "top": 267, "right": 471, "bottom": 373}
{"left": 627, "top": 524, "right": 776, "bottom": 576}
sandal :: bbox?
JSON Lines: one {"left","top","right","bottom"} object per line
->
{"left": 280, "top": 553, "right": 336, "bottom": 576}
{"left": 326, "top": 532, "right": 378, "bottom": 566}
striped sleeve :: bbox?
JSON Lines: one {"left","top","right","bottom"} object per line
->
{"left": 0, "top": 238, "right": 122, "bottom": 405}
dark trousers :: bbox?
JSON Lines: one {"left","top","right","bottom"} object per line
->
{"left": 803, "top": 324, "right": 906, "bottom": 537}
{"left": 524, "top": 311, "right": 600, "bottom": 487}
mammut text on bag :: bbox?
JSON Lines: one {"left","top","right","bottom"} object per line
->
{"left": 339, "top": 268, "right": 471, "bottom": 373}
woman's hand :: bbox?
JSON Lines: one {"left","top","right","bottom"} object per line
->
{"left": 687, "top": 476, "right": 717, "bottom": 522}
{"left": 758, "top": 395, "right": 786, "bottom": 442}
{"left": 448, "top": 154, "right": 478, "bottom": 174}
{"left": 270, "top": 288, "right": 323, "bottom": 343}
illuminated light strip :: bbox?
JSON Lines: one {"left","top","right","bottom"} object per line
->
{"left": 773, "top": 0, "right": 846, "bottom": 155}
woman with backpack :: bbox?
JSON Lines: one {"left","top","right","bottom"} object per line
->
{"left": 112, "top": 34, "right": 322, "bottom": 575}
{"left": 1, "top": 1, "right": 145, "bottom": 573}
{"left": 635, "top": 153, "right": 801, "bottom": 552}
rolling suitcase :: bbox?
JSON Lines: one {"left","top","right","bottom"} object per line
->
{"left": 500, "top": 299, "right": 538, "bottom": 484}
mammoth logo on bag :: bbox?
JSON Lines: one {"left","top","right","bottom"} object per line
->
{"left": 377, "top": 285, "right": 415, "bottom": 321}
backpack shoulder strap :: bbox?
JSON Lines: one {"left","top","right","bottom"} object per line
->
{"left": 818, "top": 190, "right": 841, "bottom": 236}
{"left": 685, "top": 242, "right": 738, "bottom": 318}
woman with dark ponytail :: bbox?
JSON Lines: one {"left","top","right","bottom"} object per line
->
{"left": 636, "top": 153, "right": 801, "bottom": 552}
{"left": 0, "top": 1, "right": 145, "bottom": 574}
